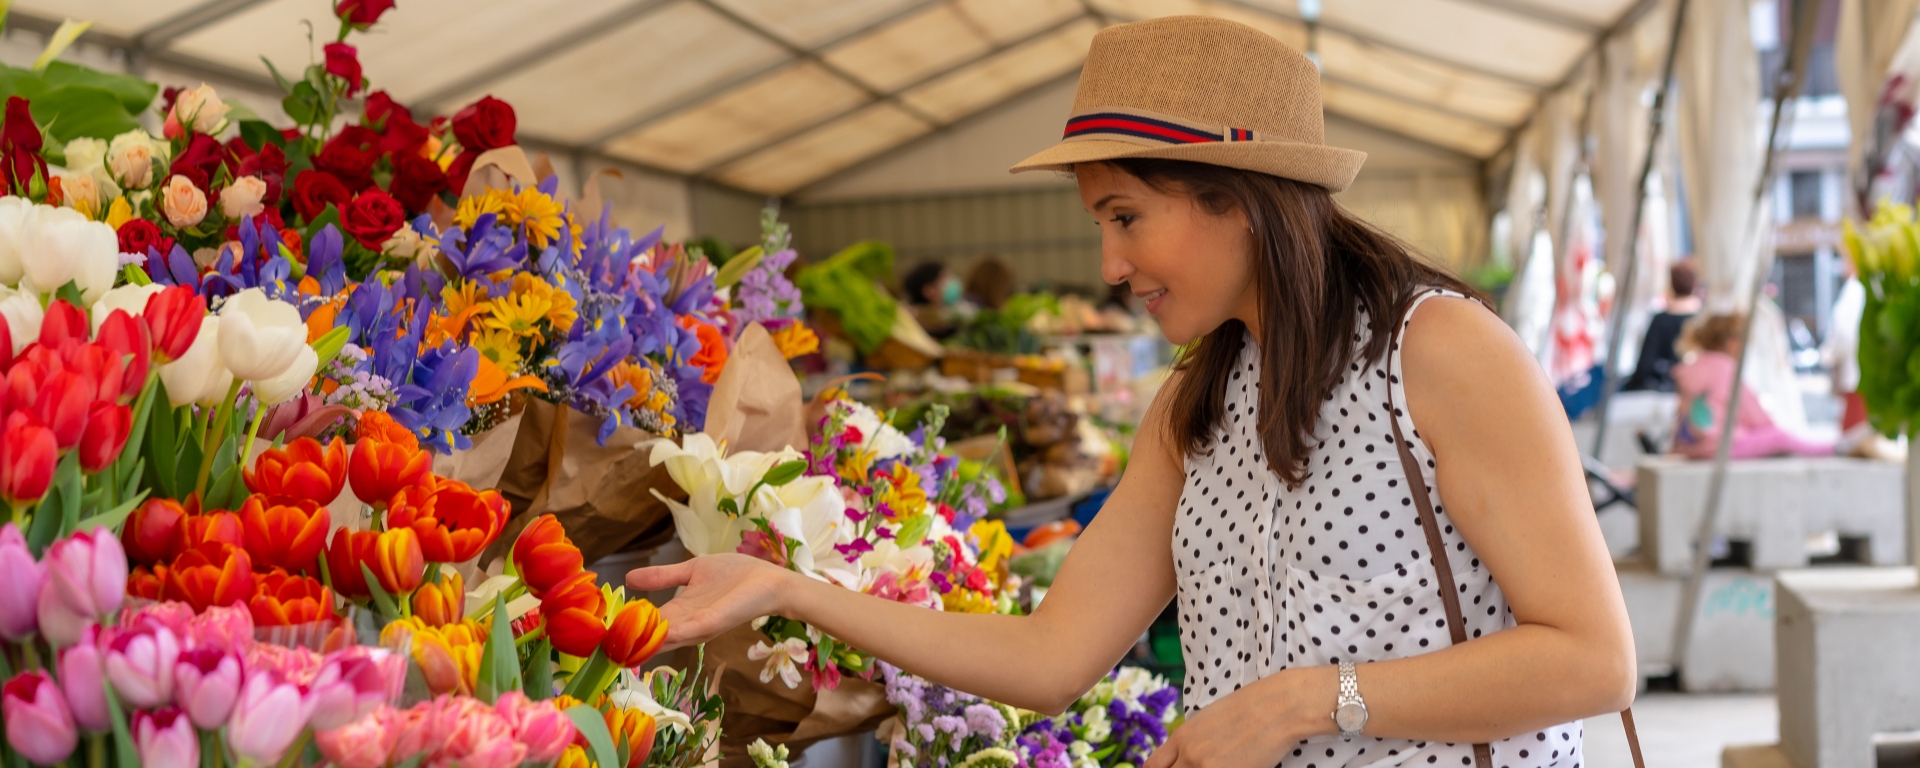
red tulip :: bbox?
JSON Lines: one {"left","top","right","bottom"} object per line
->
{"left": 387, "top": 479, "right": 509, "bottom": 563}
{"left": 510, "top": 515, "right": 582, "bottom": 598}
{"left": 78, "top": 402, "right": 130, "bottom": 473}
{"left": 174, "top": 507, "right": 246, "bottom": 552}
{"left": 540, "top": 571, "right": 606, "bottom": 658}
{"left": 0, "top": 312, "right": 13, "bottom": 371}
{"left": 95, "top": 310, "right": 152, "bottom": 403}
{"left": 126, "top": 565, "right": 167, "bottom": 601}
{"left": 601, "top": 599, "right": 668, "bottom": 668}
{"left": 1, "top": 359, "right": 40, "bottom": 417}
{"left": 33, "top": 370, "right": 95, "bottom": 449}
{"left": 0, "top": 413, "right": 56, "bottom": 506}
{"left": 347, "top": 438, "right": 430, "bottom": 506}
{"left": 122, "top": 498, "right": 186, "bottom": 566}
{"left": 142, "top": 286, "right": 204, "bottom": 365}
{"left": 163, "top": 542, "right": 254, "bottom": 613}
{"left": 239, "top": 494, "right": 329, "bottom": 574}
{"left": 243, "top": 436, "right": 346, "bottom": 504}
{"left": 247, "top": 569, "right": 335, "bottom": 627}
{"left": 324, "top": 528, "right": 377, "bottom": 600}
{"left": 38, "top": 299, "right": 88, "bottom": 352}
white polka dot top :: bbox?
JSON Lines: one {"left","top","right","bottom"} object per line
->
{"left": 1172, "top": 289, "right": 1584, "bottom": 768}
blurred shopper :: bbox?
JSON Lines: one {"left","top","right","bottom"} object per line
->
{"left": 902, "top": 261, "right": 965, "bottom": 338}
{"left": 964, "top": 255, "right": 1016, "bottom": 310}
{"left": 1672, "top": 313, "right": 1833, "bottom": 459}
{"left": 1623, "top": 260, "right": 1701, "bottom": 392}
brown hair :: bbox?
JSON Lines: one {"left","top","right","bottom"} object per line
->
{"left": 965, "top": 256, "right": 1016, "bottom": 310}
{"left": 1669, "top": 260, "right": 1697, "bottom": 299}
{"left": 1682, "top": 313, "right": 1745, "bottom": 355}
{"left": 1109, "top": 158, "right": 1477, "bottom": 488}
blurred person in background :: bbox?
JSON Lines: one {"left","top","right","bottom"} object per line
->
{"left": 1672, "top": 313, "right": 1833, "bottom": 460}
{"left": 1623, "top": 260, "right": 1701, "bottom": 392}
{"left": 902, "top": 261, "right": 967, "bottom": 339}
{"left": 965, "top": 255, "right": 1017, "bottom": 311}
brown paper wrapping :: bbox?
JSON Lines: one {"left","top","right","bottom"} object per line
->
{"left": 705, "top": 626, "right": 894, "bottom": 762}
{"left": 433, "top": 412, "right": 522, "bottom": 495}
{"left": 704, "top": 324, "right": 806, "bottom": 453}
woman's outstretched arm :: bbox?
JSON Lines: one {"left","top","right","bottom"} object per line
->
{"left": 627, "top": 392, "right": 1186, "bottom": 713}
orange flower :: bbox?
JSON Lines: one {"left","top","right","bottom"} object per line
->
{"left": 239, "top": 494, "right": 329, "bottom": 574}
{"left": 127, "top": 564, "right": 167, "bottom": 601}
{"left": 305, "top": 294, "right": 345, "bottom": 344}
{"left": 412, "top": 570, "right": 464, "bottom": 627}
{"left": 355, "top": 411, "right": 418, "bottom": 450}
{"left": 380, "top": 617, "right": 484, "bottom": 696}
{"left": 467, "top": 354, "right": 547, "bottom": 407}
{"left": 540, "top": 571, "right": 606, "bottom": 658}
{"left": 173, "top": 507, "right": 245, "bottom": 553}
{"left": 555, "top": 745, "right": 589, "bottom": 768}
{"left": 676, "top": 316, "right": 728, "bottom": 385}
{"left": 163, "top": 542, "right": 255, "bottom": 613}
{"left": 370, "top": 527, "right": 425, "bottom": 595}
{"left": 387, "top": 479, "right": 510, "bottom": 563}
{"left": 348, "top": 433, "right": 431, "bottom": 506}
{"left": 605, "top": 707, "right": 657, "bottom": 768}
{"left": 244, "top": 436, "right": 347, "bottom": 504}
{"left": 601, "top": 600, "right": 668, "bottom": 669}
{"left": 325, "top": 528, "right": 377, "bottom": 599}
{"left": 248, "top": 569, "right": 336, "bottom": 627}
{"left": 510, "top": 515, "right": 582, "bottom": 598}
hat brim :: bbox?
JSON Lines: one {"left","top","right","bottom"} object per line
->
{"left": 1009, "top": 138, "right": 1367, "bottom": 193}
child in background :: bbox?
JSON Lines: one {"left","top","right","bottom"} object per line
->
{"left": 1672, "top": 313, "right": 1833, "bottom": 459}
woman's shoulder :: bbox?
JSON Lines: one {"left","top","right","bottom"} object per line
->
{"left": 1397, "top": 292, "right": 1550, "bottom": 424}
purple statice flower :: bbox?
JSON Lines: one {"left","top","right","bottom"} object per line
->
{"left": 963, "top": 704, "right": 1005, "bottom": 743}
{"left": 1141, "top": 686, "right": 1178, "bottom": 718}
{"left": 735, "top": 247, "right": 803, "bottom": 327}
{"left": 916, "top": 723, "right": 937, "bottom": 744}
{"left": 933, "top": 716, "right": 968, "bottom": 739}
{"left": 322, "top": 343, "right": 398, "bottom": 413}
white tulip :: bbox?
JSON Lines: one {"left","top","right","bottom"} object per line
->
{"left": 0, "top": 196, "right": 35, "bottom": 285}
{"left": 159, "top": 316, "right": 232, "bottom": 408}
{"left": 23, "top": 206, "right": 119, "bottom": 303}
{"left": 216, "top": 288, "right": 306, "bottom": 382}
{"left": 0, "top": 286, "right": 43, "bottom": 355}
{"left": 90, "top": 283, "right": 165, "bottom": 335}
{"left": 249, "top": 344, "right": 316, "bottom": 406}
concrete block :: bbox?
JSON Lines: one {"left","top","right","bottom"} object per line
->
{"left": 1617, "top": 559, "right": 1776, "bottom": 691}
{"left": 1722, "top": 744, "right": 1796, "bottom": 768}
{"left": 1776, "top": 568, "right": 1920, "bottom": 768}
{"left": 1571, "top": 390, "right": 1678, "bottom": 473}
{"left": 1638, "top": 456, "right": 1905, "bottom": 574}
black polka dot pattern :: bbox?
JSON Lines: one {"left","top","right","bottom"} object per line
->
{"left": 1171, "top": 290, "right": 1581, "bottom": 767}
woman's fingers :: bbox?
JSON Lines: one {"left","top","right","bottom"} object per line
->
{"left": 626, "top": 561, "right": 695, "bottom": 592}
{"left": 1143, "top": 739, "right": 1179, "bottom": 768}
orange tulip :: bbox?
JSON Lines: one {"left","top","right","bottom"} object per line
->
{"left": 248, "top": 569, "right": 336, "bottom": 627}
{"left": 412, "top": 571, "right": 463, "bottom": 627}
{"left": 122, "top": 497, "right": 185, "bottom": 566}
{"left": 347, "top": 436, "right": 431, "bottom": 506}
{"left": 387, "top": 480, "right": 509, "bottom": 563}
{"left": 163, "top": 542, "right": 255, "bottom": 613}
{"left": 540, "top": 571, "right": 606, "bottom": 658}
{"left": 126, "top": 564, "right": 167, "bottom": 601}
{"left": 354, "top": 411, "right": 418, "bottom": 450}
{"left": 380, "top": 617, "right": 484, "bottom": 696}
{"left": 510, "top": 515, "right": 582, "bottom": 598}
{"left": 244, "top": 436, "right": 347, "bottom": 504}
{"left": 370, "top": 527, "right": 425, "bottom": 595}
{"left": 602, "top": 600, "right": 668, "bottom": 669}
{"left": 605, "top": 707, "right": 657, "bottom": 768}
{"left": 173, "top": 508, "right": 245, "bottom": 552}
{"left": 555, "top": 745, "right": 589, "bottom": 768}
{"left": 239, "top": 494, "right": 329, "bottom": 574}
{"left": 324, "top": 528, "right": 377, "bottom": 599}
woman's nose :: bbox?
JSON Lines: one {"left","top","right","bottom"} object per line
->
{"left": 1099, "top": 243, "right": 1133, "bottom": 286}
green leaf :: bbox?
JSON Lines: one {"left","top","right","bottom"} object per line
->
{"left": 57, "top": 451, "right": 81, "bottom": 534}
{"left": 360, "top": 562, "right": 400, "bottom": 619}
{"left": 206, "top": 462, "right": 242, "bottom": 511}
{"left": 25, "top": 484, "right": 62, "bottom": 553}
{"left": 282, "top": 80, "right": 321, "bottom": 125}
{"left": 30, "top": 19, "right": 89, "bottom": 73}
{"left": 31, "top": 84, "right": 141, "bottom": 143}
{"left": 305, "top": 203, "right": 344, "bottom": 237}
{"left": 524, "top": 637, "right": 554, "bottom": 700}
{"left": 121, "top": 263, "right": 151, "bottom": 286}
{"left": 40, "top": 61, "right": 155, "bottom": 114}
{"left": 712, "top": 245, "right": 764, "bottom": 289}
{"left": 261, "top": 56, "right": 295, "bottom": 93}
{"left": 53, "top": 280, "right": 84, "bottom": 307}
{"left": 475, "top": 594, "right": 519, "bottom": 703}
{"left": 761, "top": 460, "right": 807, "bottom": 488}
{"left": 312, "top": 325, "right": 352, "bottom": 370}
{"left": 894, "top": 513, "right": 933, "bottom": 552}
{"left": 239, "top": 119, "right": 286, "bottom": 152}
{"left": 565, "top": 704, "right": 620, "bottom": 768}
{"left": 223, "top": 100, "right": 263, "bottom": 125}
{"left": 561, "top": 648, "right": 612, "bottom": 700}
{"left": 102, "top": 681, "right": 139, "bottom": 768}
{"left": 77, "top": 489, "right": 148, "bottom": 534}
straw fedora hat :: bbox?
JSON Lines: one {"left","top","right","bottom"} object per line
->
{"left": 1011, "top": 15, "right": 1366, "bottom": 193}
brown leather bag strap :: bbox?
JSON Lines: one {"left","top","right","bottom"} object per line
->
{"left": 1383, "top": 297, "right": 1644, "bottom": 768}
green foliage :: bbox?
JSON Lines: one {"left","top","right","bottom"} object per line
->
{"left": 795, "top": 240, "right": 898, "bottom": 355}
{"left": 0, "top": 61, "right": 155, "bottom": 145}
{"left": 1845, "top": 205, "right": 1920, "bottom": 438}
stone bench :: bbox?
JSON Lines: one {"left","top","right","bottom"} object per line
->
{"left": 1775, "top": 568, "right": 1920, "bottom": 768}
{"left": 1638, "top": 456, "right": 1905, "bottom": 574}
{"left": 1616, "top": 558, "right": 1776, "bottom": 691}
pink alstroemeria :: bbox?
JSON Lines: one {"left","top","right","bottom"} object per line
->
{"left": 225, "top": 669, "right": 317, "bottom": 764}
{"left": 2, "top": 671, "right": 79, "bottom": 765}
{"left": 57, "top": 625, "right": 109, "bottom": 733}
{"left": 103, "top": 620, "right": 181, "bottom": 709}
{"left": 493, "top": 691, "right": 577, "bottom": 763}
{"left": 308, "top": 646, "right": 404, "bottom": 731}
{"left": 173, "top": 646, "right": 244, "bottom": 729}
{"left": 134, "top": 707, "right": 199, "bottom": 768}
{"left": 0, "top": 523, "right": 43, "bottom": 640}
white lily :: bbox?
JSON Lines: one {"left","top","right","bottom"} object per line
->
{"left": 647, "top": 433, "right": 805, "bottom": 556}
{"left": 607, "top": 669, "right": 693, "bottom": 734}
{"left": 749, "top": 475, "right": 852, "bottom": 578}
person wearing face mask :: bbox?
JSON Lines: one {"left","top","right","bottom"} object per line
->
{"left": 902, "top": 261, "right": 967, "bottom": 339}
{"left": 628, "top": 17, "right": 1637, "bottom": 768}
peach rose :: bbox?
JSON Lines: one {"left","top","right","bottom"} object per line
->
{"left": 161, "top": 175, "right": 208, "bottom": 228}
{"left": 219, "top": 176, "right": 267, "bottom": 220}
{"left": 168, "top": 84, "right": 230, "bottom": 137}
{"left": 108, "top": 130, "right": 157, "bottom": 189}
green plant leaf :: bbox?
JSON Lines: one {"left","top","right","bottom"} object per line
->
{"left": 40, "top": 61, "right": 155, "bottom": 115}
{"left": 712, "top": 245, "right": 764, "bottom": 289}
{"left": 565, "top": 704, "right": 620, "bottom": 768}
{"left": 102, "top": 683, "right": 139, "bottom": 768}
{"left": 475, "top": 593, "right": 519, "bottom": 703}
{"left": 360, "top": 562, "right": 400, "bottom": 619}
{"left": 760, "top": 460, "right": 807, "bottom": 488}
{"left": 31, "top": 84, "right": 141, "bottom": 143}
{"left": 239, "top": 120, "right": 286, "bottom": 151}
{"left": 312, "top": 325, "right": 352, "bottom": 370}
{"left": 77, "top": 489, "right": 148, "bottom": 534}
{"left": 894, "top": 513, "right": 933, "bottom": 552}
{"left": 524, "top": 637, "right": 554, "bottom": 700}
{"left": 121, "top": 263, "right": 151, "bottom": 286}
{"left": 30, "top": 19, "right": 89, "bottom": 72}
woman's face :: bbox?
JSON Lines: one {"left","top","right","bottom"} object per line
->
{"left": 1076, "top": 163, "right": 1258, "bottom": 345}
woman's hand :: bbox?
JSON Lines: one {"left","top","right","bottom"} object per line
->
{"left": 1143, "top": 670, "right": 1323, "bottom": 768}
{"left": 626, "top": 554, "right": 796, "bottom": 651}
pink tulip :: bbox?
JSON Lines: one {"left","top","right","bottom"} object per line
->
{"left": 185, "top": 603, "right": 255, "bottom": 651}
{"left": 494, "top": 691, "right": 577, "bottom": 763}
{"left": 134, "top": 707, "right": 199, "bottom": 768}
{"left": 174, "top": 646, "right": 243, "bottom": 729}
{"left": 2, "top": 671, "right": 79, "bottom": 765}
{"left": 309, "top": 646, "right": 404, "bottom": 731}
{"left": 0, "top": 523, "right": 42, "bottom": 640}
{"left": 389, "top": 697, "right": 460, "bottom": 763}
{"left": 440, "top": 699, "right": 526, "bottom": 768}
{"left": 316, "top": 707, "right": 398, "bottom": 768}
{"left": 225, "top": 669, "right": 316, "bottom": 764}
{"left": 57, "top": 625, "right": 109, "bottom": 733}
{"left": 35, "top": 584, "right": 90, "bottom": 648}
{"left": 104, "top": 621, "right": 180, "bottom": 709}
{"left": 42, "top": 527, "right": 127, "bottom": 621}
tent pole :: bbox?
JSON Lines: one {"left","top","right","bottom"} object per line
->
{"left": 1668, "top": 0, "right": 1819, "bottom": 684}
{"left": 1588, "top": 0, "right": 1689, "bottom": 462}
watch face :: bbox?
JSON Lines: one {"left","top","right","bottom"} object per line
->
{"left": 1334, "top": 702, "right": 1368, "bottom": 734}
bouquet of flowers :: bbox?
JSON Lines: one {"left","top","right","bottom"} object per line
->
{"left": 874, "top": 664, "right": 1180, "bottom": 768}
{"left": 1843, "top": 201, "right": 1920, "bottom": 437}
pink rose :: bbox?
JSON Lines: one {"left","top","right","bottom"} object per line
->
{"left": 161, "top": 175, "right": 208, "bottom": 228}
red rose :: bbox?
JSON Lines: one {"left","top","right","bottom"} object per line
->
{"left": 313, "top": 141, "right": 374, "bottom": 193}
{"left": 363, "top": 91, "right": 411, "bottom": 129}
{"left": 2, "top": 96, "right": 45, "bottom": 194}
{"left": 323, "top": 43, "right": 364, "bottom": 97}
{"left": 334, "top": 0, "right": 395, "bottom": 26}
{"left": 170, "top": 133, "right": 226, "bottom": 192}
{"left": 445, "top": 151, "right": 477, "bottom": 198}
{"left": 451, "top": 96, "right": 515, "bottom": 152}
{"left": 158, "top": 87, "right": 183, "bottom": 116}
{"left": 379, "top": 114, "right": 428, "bottom": 157}
{"left": 291, "top": 170, "right": 351, "bottom": 221}
{"left": 117, "top": 219, "right": 165, "bottom": 258}
{"left": 342, "top": 189, "right": 404, "bottom": 249}
{"left": 387, "top": 152, "right": 447, "bottom": 215}
{"left": 238, "top": 144, "right": 288, "bottom": 203}
{"left": 334, "top": 125, "right": 381, "bottom": 151}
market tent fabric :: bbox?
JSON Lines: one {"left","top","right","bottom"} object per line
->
{"left": 20, "top": 0, "right": 1642, "bottom": 196}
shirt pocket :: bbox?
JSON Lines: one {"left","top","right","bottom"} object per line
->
{"left": 1279, "top": 562, "right": 1455, "bottom": 669}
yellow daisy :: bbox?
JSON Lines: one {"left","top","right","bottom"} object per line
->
{"left": 452, "top": 189, "right": 512, "bottom": 231}
{"left": 514, "top": 187, "right": 566, "bottom": 249}
{"left": 545, "top": 285, "right": 578, "bottom": 330}
{"left": 481, "top": 291, "right": 552, "bottom": 341}
{"left": 471, "top": 328, "right": 525, "bottom": 373}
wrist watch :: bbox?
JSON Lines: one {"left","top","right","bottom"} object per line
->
{"left": 1333, "top": 662, "right": 1368, "bottom": 738}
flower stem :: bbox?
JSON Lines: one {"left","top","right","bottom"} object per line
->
{"left": 515, "top": 624, "right": 546, "bottom": 648}
{"left": 85, "top": 734, "right": 103, "bottom": 768}
{"left": 239, "top": 399, "right": 267, "bottom": 470}
{"left": 195, "top": 380, "right": 244, "bottom": 496}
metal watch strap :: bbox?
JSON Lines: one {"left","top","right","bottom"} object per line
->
{"left": 1335, "top": 662, "right": 1364, "bottom": 738}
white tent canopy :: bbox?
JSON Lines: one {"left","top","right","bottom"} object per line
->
{"left": 20, "top": 0, "right": 1647, "bottom": 196}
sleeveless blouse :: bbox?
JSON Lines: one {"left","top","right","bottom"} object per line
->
{"left": 1171, "top": 289, "right": 1585, "bottom": 768}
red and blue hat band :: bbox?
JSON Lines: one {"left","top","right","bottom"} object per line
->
{"left": 1062, "top": 109, "right": 1260, "bottom": 144}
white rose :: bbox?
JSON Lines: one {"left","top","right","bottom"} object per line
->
{"left": 171, "top": 83, "right": 230, "bottom": 135}
{"left": 0, "top": 286, "right": 43, "bottom": 355}
{"left": 0, "top": 196, "right": 33, "bottom": 285}
{"left": 64, "top": 138, "right": 107, "bottom": 173}
{"left": 107, "top": 130, "right": 158, "bottom": 189}
{"left": 216, "top": 288, "right": 306, "bottom": 382}
{"left": 250, "top": 345, "right": 316, "bottom": 405}
{"left": 160, "top": 315, "right": 232, "bottom": 408}
{"left": 382, "top": 227, "right": 440, "bottom": 267}
{"left": 23, "top": 206, "right": 119, "bottom": 303}
{"left": 218, "top": 176, "right": 267, "bottom": 220}
{"left": 91, "top": 283, "right": 165, "bottom": 334}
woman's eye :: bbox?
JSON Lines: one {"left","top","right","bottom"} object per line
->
{"left": 1109, "top": 214, "right": 1136, "bottom": 227}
